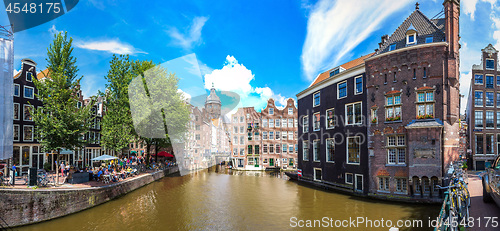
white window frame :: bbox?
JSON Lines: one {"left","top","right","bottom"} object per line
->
{"left": 288, "top": 108, "right": 293, "bottom": 115}
{"left": 313, "top": 168, "right": 322, "bottom": 182}
{"left": 406, "top": 32, "right": 416, "bottom": 45}
{"left": 26, "top": 72, "right": 33, "bottom": 82}
{"left": 345, "top": 102, "right": 362, "bottom": 125}
{"left": 288, "top": 131, "right": 293, "bottom": 140}
{"left": 269, "top": 119, "right": 274, "bottom": 128}
{"left": 262, "top": 119, "right": 268, "bottom": 128}
{"left": 313, "top": 112, "right": 320, "bottom": 131}
{"left": 269, "top": 108, "right": 274, "bottom": 115}
{"left": 23, "top": 125, "right": 34, "bottom": 142}
{"left": 378, "top": 176, "right": 390, "bottom": 192}
{"left": 13, "top": 124, "right": 19, "bottom": 141}
{"left": 354, "top": 76, "right": 363, "bottom": 95}
{"left": 13, "top": 103, "right": 20, "bottom": 120}
{"left": 326, "top": 138, "right": 335, "bottom": 163}
{"left": 337, "top": 81, "right": 347, "bottom": 99}
{"left": 275, "top": 119, "right": 280, "bottom": 128}
{"left": 313, "top": 91, "right": 320, "bottom": 107}
{"left": 313, "top": 140, "right": 320, "bottom": 162}
{"left": 486, "top": 58, "right": 495, "bottom": 70}
{"left": 14, "top": 84, "right": 20, "bottom": 97}
{"left": 24, "top": 86, "right": 34, "bottom": 99}
{"left": 345, "top": 173, "right": 353, "bottom": 184}
{"left": 326, "top": 108, "right": 335, "bottom": 129}
{"left": 346, "top": 136, "right": 361, "bottom": 165}
{"left": 355, "top": 174, "right": 363, "bottom": 191}
{"left": 302, "top": 116, "right": 309, "bottom": 133}
{"left": 302, "top": 141, "right": 309, "bottom": 161}
{"left": 23, "top": 104, "right": 33, "bottom": 122}
{"left": 389, "top": 43, "right": 396, "bottom": 51}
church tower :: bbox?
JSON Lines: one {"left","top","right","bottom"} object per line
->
{"left": 205, "top": 83, "right": 221, "bottom": 119}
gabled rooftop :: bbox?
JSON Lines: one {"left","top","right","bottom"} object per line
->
{"left": 376, "top": 8, "right": 445, "bottom": 55}
{"left": 309, "top": 53, "right": 373, "bottom": 87}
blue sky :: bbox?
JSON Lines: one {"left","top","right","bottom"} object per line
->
{"left": 1, "top": 0, "right": 499, "bottom": 114}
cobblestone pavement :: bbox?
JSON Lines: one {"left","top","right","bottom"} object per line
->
{"left": 468, "top": 172, "right": 500, "bottom": 231}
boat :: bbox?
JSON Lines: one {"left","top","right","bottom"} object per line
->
{"left": 285, "top": 171, "right": 298, "bottom": 180}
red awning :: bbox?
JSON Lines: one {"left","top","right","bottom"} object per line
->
{"left": 154, "top": 151, "right": 174, "bottom": 157}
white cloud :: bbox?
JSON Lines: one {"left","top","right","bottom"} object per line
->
{"left": 301, "top": 0, "right": 413, "bottom": 80}
{"left": 463, "top": 0, "right": 479, "bottom": 20}
{"left": 204, "top": 56, "right": 290, "bottom": 114}
{"left": 177, "top": 89, "right": 191, "bottom": 103}
{"left": 492, "top": 14, "right": 500, "bottom": 49}
{"left": 81, "top": 75, "right": 103, "bottom": 98}
{"left": 75, "top": 39, "right": 146, "bottom": 55}
{"left": 167, "top": 16, "right": 209, "bottom": 50}
{"left": 48, "top": 25, "right": 61, "bottom": 35}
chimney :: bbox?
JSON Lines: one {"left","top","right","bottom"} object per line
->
{"left": 379, "top": 35, "right": 389, "bottom": 49}
{"left": 444, "top": 0, "right": 460, "bottom": 58}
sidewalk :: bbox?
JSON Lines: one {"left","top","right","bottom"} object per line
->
{"left": 468, "top": 172, "right": 500, "bottom": 231}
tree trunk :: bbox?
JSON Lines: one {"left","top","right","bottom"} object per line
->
{"left": 55, "top": 149, "right": 60, "bottom": 186}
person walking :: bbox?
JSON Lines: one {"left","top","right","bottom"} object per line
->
{"left": 60, "top": 162, "right": 65, "bottom": 177}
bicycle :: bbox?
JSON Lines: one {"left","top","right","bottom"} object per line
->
{"left": 437, "top": 181, "right": 470, "bottom": 230}
{"left": 0, "top": 175, "right": 12, "bottom": 187}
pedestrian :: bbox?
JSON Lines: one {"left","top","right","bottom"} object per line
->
{"left": 60, "top": 162, "right": 65, "bottom": 177}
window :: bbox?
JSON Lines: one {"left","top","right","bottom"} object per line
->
{"left": 288, "top": 131, "right": 293, "bottom": 140}
{"left": 269, "top": 132, "right": 274, "bottom": 141}
{"left": 393, "top": 72, "right": 397, "bottom": 82}
{"left": 313, "top": 92, "right": 320, "bottom": 107}
{"left": 326, "top": 138, "right": 335, "bottom": 162}
{"left": 13, "top": 125, "right": 19, "bottom": 141}
{"left": 302, "top": 141, "right": 309, "bottom": 161}
{"left": 14, "top": 84, "right": 20, "bottom": 97}
{"left": 282, "top": 144, "right": 287, "bottom": 153}
{"left": 288, "top": 108, "right": 293, "bottom": 115}
{"left": 24, "top": 86, "right": 34, "bottom": 99}
{"left": 23, "top": 105, "right": 33, "bottom": 121}
{"left": 486, "top": 111, "right": 494, "bottom": 128}
{"left": 233, "top": 136, "right": 238, "bottom": 144}
{"left": 288, "top": 119, "right": 293, "bottom": 127}
{"left": 486, "top": 92, "right": 494, "bottom": 106}
{"left": 475, "top": 134, "right": 483, "bottom": 154}
{"left": 384, "top": 74, "right": 387, "bottom": 84}
{"left": 423, "top": 67, "right": 427, "bottom": 78}
{"left": 486, "top": 59, "right": 495, "bottom": 70}
{"left": 338, "top": 81, "right": 347, "bottom": 98}
{"left": 346, "top": 102, "right": 362, "bottom": 125}
{"left": 371, "top": 108, "right": 378, "bottom": 124}
{"left": 247, "top": 158, "right": 254, "bottom": 165}
{"left": 263, "top": 144, "right": 268, "bottom": 153}
{"left": 486, "top": 134, "right": 494, "bottom": 154}
{"left": 255, "top": 145, "right": 260, "bottom": 155}
{"left": 425, "top": 36, "right": 433, "bottom": 43}
{"left": 326, "top": 108, "right": 335, "bottom": 129}
{"left": 487, "top": 75, "right": 494, "bottom": 88}
{"left": 355, "top": 76, "right": 363, "bottom": 94}
{"left": 387, "top": 135, "right": 406, "bottom": 164}
{"left": 389, "top": 43, "right": 396, "bottom": 51}
{"left": 240, "top": 126, "right": 244, "bottom": 133}
{"left": 396, "top": 178, "right": 408, "bottom": 193}
{"left": 416, "top": 91, "right": 434, "bottom": 119}
{"left": 275, "top": 119, "right": 280, "bottom": 127}
{"left": 347, "top": 137, "right": 360, "bottom": 164}
{"left": 289, "top": 145, "right": 293, "bottom": 153}
{"left": 385, "top": 94, "right": 401, "bottom": 121}
{"left": 255, "top": 132, "right": 260, "bottom": 141}
{"left": 294, "top": 119, "right": 298, "bottom": 127}
{"left": 475, "top": 91, "right": 483, "bottom": 106}
{"left": 240, "top": 136, "right": 244, "bottom": 144}
{"left": 13, "top": 103, "right": 19, "bottom": 120}
{"left": 269, "top": 108, "right": 274, "bottom": 115}
{"left": 378, "top": 177, "right": 390, "bottom": 191}
{"left": 282, "top": 119, "right": 287, "bottom": 128}
{"left": 497, "top": 112, "right": 500, "bottom": 128}
{"left": 313, "top": 112, "right": 320, "bottom": 131}
{"left": 268, "top": 144, "right": 274, "bottom": 154}
{"left": 234, "top": 126, "right": 238, "bottom": 134}
{"left": 497, "top": 76, "right": 500, "bottom": 86}
{"left": 276, "top": 144, "right": 280, "bottom": 153}
{"left": 262, "top": 119, "right": 267, "bottom": 127}
{"left": 407, "top": 34, "right": 416, "bottom": 45}
{"left": 262, "top": 132, "right": 267, "bottom": 140}
{"left": 240, "top": 116, "right": 244, "bottom": 122}
{"left": 313, "top": 140, "right": 320, "bottom": 162}
{"left": 196, "top": 125, "right": 200, "bottom": 131}
{"left": 248, "top": 145, "right": 253, "bottom": 154}
{"left": 314, "top": 168, "right": 322, "bottom": 181}
{"left": 413, "top": 69, "right": 416, "bottom": 80}
{"left": 26, "top": 72, "right": 33, "bottom": 82}
{"left": 345, "top": 173, "right": 353, "bottom": 184}
{"left": 303, "top": 116, "right": 309, "bottom": 133}
{"left": 330, "top": 68, "right": 340, "bottom": 77}
{"left": 475, "top": 111, "right": 483, "bottom": 128}
{"left": 282, "top": 132, "right": 287, "bottom": 140}
{"left": 23, "top": 125, "right": 33, "bottom": 141}
{"left": 248, "top": 132, "right": 252, "bottom": 141}
{"left": 475, "top": 74, "right": 484, "bottom": 85}
{"left": 246, "top": 114, "right": 250, "bottom": 119}
{"left": 269, "top": 119, "right": 274, "bottom": 128}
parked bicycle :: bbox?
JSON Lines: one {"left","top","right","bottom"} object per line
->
{"left": 437, "top": 175, "right": 471, "bottom": 230}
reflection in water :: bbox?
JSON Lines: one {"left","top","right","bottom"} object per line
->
{"left": 18, "top": 169, "right": 439, "bottom": 231}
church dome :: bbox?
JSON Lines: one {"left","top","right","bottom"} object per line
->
{"left": 205, "top": 84, "right": 221, "bottom": 105}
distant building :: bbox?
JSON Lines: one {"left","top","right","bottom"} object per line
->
{"left": 230, "top": 98, "right": 298, "bottom": 170}
{"left": 466, "top": 44, "right": 500, "bottom": 170}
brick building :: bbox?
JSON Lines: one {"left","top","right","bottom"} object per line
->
{"left": 366, "top": 1, "right": 460, "bottom": 200}
{"left": 230, "top": 98, "right": 298, "bottom": 170}
{"left": 466, "top": 44, "right": 500, "bottom": 170}
{"left": 297, "top": 55, "right": 370, "bottom": 194}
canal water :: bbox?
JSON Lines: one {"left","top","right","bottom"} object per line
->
{"left": 18, "top": 170, "right": 440, "bottom": 231}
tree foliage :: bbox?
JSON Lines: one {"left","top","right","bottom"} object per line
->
{"left": 46, "top": 32, "right": 79, "bottom": 85}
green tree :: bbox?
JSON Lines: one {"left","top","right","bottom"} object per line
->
{"left": 46, "top": 32, "right": 79, "bottom": 86}
{"left": 32, "top": 32, "right": 93, "bottom": 185}
{"left": 128, "top": 61, "right": 190, "bottom": 167}
{"left": 100, "top": 55, "right": 136, "bottom": 155}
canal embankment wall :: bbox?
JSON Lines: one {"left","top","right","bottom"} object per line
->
{"left": 0, "top": 166, "right": 179, "bottom": 228}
